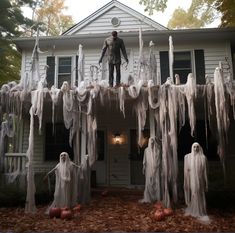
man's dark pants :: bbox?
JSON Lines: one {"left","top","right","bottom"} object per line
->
{"left": 109, "top": 62, "right": 121, "bottom": 87}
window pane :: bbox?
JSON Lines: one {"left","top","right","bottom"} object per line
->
{"left": 173, "top": 51, "right": 191, "bottom": 84}
{"left": 59, "top": 66, "right": 71, "bottom": 74}
{"left": 59, "top": 57, "right": 71, "bottom": 66}
{"left": 58, "top": 74, "right": 71, "bottom": 88}
{"left": 58, "top": 57, "right": 71, "bottom": 74}
{"left": 58, "top": 57, "right": 72, "bottom": 87}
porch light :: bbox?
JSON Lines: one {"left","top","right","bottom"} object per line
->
{"left": 114, "top": 133, "right": 121, "bottom": 144}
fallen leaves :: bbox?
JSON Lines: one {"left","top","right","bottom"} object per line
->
{"left": 0, "top": 189, "right": 234, "bottom": 232}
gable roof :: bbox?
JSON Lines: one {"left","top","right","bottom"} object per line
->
{"left": 63, "top": 0, "right": 167, "bottom": 35}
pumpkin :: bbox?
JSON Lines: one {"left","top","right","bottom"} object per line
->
{"left": 154, "top": 202, "right": 164, "bottom": 210}
{"left": 60, "top": 209, "right": 73, "bottom": 220}
{"left": 101, "top": 190, "right": 108, "bottom": 196}
{"left": 49, "top": 207, "right": 61, "bottom": 218}
{"left": 154, "top": 210, "right": 165, "bottom": 221}
{"left": 163, "top": 208, "right": 173, "bottom": 216}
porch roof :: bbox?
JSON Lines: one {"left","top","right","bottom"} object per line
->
{"left": 13, "top": 27, "right": 235, "bottom": 51}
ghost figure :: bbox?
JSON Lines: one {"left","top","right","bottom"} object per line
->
{"left": 140, "top": 137, "right": 161, "bottom": 203}
{"left": 46, "top": 152, "right": 79, "bottom": 209}
{"left": 184, "top": 143, "right": 209, "bottom": 222}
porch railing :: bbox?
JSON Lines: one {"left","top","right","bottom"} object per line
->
{"left": 4, "top": 153, "right": 27, "bottom": 174}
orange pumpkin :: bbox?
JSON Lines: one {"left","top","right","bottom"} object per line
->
{"left": 154, "top": 210, "right": 165, "bottom": 221}
{"left": 101, "top": 190, "right": 108, "bottom": 196}
{"left": 49, "top": 207, "right": 61, "bottom": 218}
{"left": 60, "top": 207, "right": 70, "bottom": 212}
{"left": 163, "top": 208, "right": 173, "bottom": 216}
{"left": 60, "top": 209, "right": 73, "bottom": 220}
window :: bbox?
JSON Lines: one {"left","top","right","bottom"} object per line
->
{"left": 173, "top": 51, "right": 192, "bottom": 84}
{"left": 45, "top": 123, "right": 73, "bottom": 161}
{"left": 46, "top": 56, "right": 73, "bottom": 88}
{"left": 57, "top": 57, "right": 72, "bottom": 88}
{"left": 46, "top": 56, "right": 55, "bottom": 88}
{"left": 160, "top": 50, "right": 205, "bottom": 84}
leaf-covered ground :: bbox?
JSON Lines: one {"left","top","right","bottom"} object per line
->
{"left": 0, "top": 188, "right": 235, "bottom": 232}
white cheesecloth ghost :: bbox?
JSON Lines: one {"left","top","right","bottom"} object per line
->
{"left": 184, "top": 142, "right": 210, "bottom": 222}
{"left": 48, "top": 152, "right": 79, "bottom": 209}
{"left": 140, "top": 137, "right": 161, "bottom": 203}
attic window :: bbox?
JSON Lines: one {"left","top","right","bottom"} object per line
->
{"left": 111, "top": 17, "right": 120, "bottom": 27}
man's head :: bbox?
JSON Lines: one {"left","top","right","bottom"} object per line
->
{"left": 112, "top": 31, "right": 118, "bottom": 39}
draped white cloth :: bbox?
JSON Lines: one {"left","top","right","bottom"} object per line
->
{"left": 214, "top": 68, "right": 229, "bottom": 167}
{"left": 140, "top": 137, "right": 161, "bottom": 203}
{"left": 184, "top": 143, "right": 209, "bottom": 221}
{"left": 49, "top": 152, "right": 79, "bottom": 209}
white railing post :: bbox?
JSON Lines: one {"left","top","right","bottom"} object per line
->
{"left": 4, "top": 153, "right": 27, "bottom": 174}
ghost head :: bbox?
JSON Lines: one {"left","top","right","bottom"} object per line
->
{"left": 61, "top": 81, "right": 70, "bottom": 92}
{"left": 59, "top": 152, "right": 71, "bottom": 182}
{"left": 191, "top": 142, "right": 203, "bottom": 155}
{"left": 60, "top": 152, "right": 69, "bottom": 163}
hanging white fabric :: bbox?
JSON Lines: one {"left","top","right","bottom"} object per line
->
{"left": 214, "top": 67, "right": 229, "bottom": 167}
{"left": 169, "top": 36, "right": 174, "bottom": 81}
{"left": 49, "top": 86, "right": 61, "bottom": 133}
{"left": 25, "top": 107, "right": 37, "bottom": 213}
{"left": 137, "top": 27, "right": 148, "bottom": 83}
{"left": 148, "top": 41, "right": 157, "bottom": 84}
{"left": 184, "top": 73, "right": 196, "bottom": 136}
{"left": 77, "top": 44, "right": 84, "bottom": 85}
{"left": 61, "top": 81, "right": 74, "bottom": 129}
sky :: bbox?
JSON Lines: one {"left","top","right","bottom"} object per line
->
{"left": 64, "top": 0, "right": 190, "bottom": 27}
{"left": 22, "top": 0, "right": 220, "bottom": 28}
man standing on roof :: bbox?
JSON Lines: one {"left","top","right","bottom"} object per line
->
{"left": 99, "top": 31, "right": 128, "bottom": 87}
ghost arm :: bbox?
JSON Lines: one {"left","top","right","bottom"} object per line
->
{"left": 71, "top": 162, "right": 81, "bottom": 169}
{"left": 120, "top": 39, "right": 128, "bottom": 63}
{"left": 71, "top": 162, "right": 84, "bottom": 179}
{"left": 43, "top": 166, "right": 57, "bottom": 180}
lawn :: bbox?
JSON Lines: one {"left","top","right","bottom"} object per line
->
{"left": 0, "top": 188, "right": 235, "bottom": 232}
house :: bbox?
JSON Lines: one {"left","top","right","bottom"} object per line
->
{"left": 1, "top": 0, "right": 235, "bottom": 209}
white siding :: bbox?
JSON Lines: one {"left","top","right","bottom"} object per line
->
{"left": 204, "top": 45, "right": 230, "bottom": 78}
{"left": 22, "top": 118, "right": 56, "bottom": 173}
{"left": 24, "top": 52, "right": 47, "bottom": 75}
{"left": 74, "top": 7, "right": 157, "bottom": 35}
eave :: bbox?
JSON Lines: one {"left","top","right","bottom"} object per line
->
{"left": 13, "top": 27, "right": 235, "bottom": 51}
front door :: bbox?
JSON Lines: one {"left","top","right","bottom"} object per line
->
{"left": 129, "top": 129, "right": 149, "bottom": 185}
{"left": 93, "top": 130, "right": 107, "bottom": 185}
